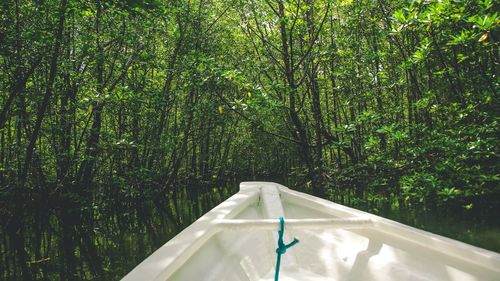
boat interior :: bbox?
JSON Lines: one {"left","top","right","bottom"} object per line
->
{"left": 123, "top": 182, "right": 500, "bottom": 281}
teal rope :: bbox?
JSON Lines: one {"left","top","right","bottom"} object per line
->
{"left": 274, "top": 216, "right": 299, "bottom": 281}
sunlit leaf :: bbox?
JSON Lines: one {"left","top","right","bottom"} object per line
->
{"left": 463, "top": 203, "right": 473, "bottom": 210}
{"left": 478, "top": 32, "right": 488, "bottom": 42}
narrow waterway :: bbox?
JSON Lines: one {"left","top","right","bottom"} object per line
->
{"left": 1, "top": 181, "right": 499, "bottom": 281}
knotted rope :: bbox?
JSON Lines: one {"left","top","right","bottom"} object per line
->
{"left": 274, "top": 216, "right": 299, "bottom": 281}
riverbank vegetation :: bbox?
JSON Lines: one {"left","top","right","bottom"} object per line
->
{"left": 0, "top": 0, "right": 498, "bottom": 279}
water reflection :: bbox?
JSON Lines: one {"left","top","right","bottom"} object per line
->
{"left": 1, "top": 180, "right": 499, "bottom": 281}
{"left": 0, "top": 180, "right": 238, "bottom": 281}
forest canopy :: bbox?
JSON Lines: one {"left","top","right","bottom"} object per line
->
{"left": 0, "top": 0, "right": 498, "bottom": 279}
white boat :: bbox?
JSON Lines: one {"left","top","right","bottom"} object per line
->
{"left": 122, "top": 182, "right": 500, "bottom": 281}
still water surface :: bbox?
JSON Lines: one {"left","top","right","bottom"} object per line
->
{"left": 2, "top": 181, "right": 499, "bottom": 280}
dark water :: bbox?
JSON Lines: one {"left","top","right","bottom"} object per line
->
{"left": 354, "top": 204, "right": 500, "bottom": 253}
{"left": 1, "top": 181, "right": 499, "bottom": 281}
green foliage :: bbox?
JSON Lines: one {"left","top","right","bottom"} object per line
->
{"left": 0, "top": 0, "right": 499, "bottom": 279}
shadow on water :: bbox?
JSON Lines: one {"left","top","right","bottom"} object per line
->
{"left": 1, "top": 178, "right": 499, "bottom": 281}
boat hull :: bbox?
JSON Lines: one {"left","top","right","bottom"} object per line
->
{"left": 122, "top": 182, "right": 500, "bottom": 281}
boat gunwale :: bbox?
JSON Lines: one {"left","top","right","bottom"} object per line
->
{"left": 121, "top": 181, "right": 500, "bottom": 281}
{"left": 121, "top": 187, "right": 261, "bottom": 281}
{"left": 277, "top": 182, "right": 500, "bottom": 273}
